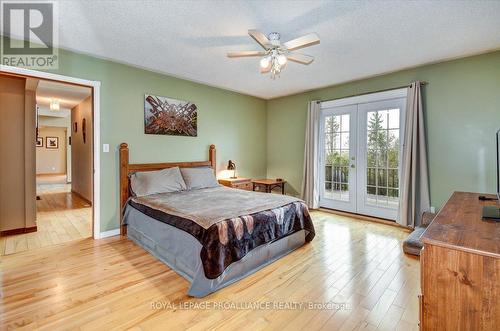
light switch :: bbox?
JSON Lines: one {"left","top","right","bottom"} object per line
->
{"left": 103, "top": 144, "right": 109, "bottom": 153}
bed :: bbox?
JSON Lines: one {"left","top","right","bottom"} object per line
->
{"left": 119, "top": 143, "right": 315, "bottom": 297}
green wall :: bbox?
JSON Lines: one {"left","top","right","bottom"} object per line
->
{"left": 266, "top": 50, "right": 500, "bottom": 210}
{"left": 8, "top": 41, "right": 500, "bottom": 229}
{"left": 35, "top": 48, "right": 267, "bottom": 232}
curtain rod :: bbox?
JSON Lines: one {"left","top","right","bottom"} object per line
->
{"left": 316, "top": 81, "right": 428, "bottom": 104}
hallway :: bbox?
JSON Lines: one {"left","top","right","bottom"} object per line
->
{"left": 0, "top": 183, "right": 92, "bottom": 255}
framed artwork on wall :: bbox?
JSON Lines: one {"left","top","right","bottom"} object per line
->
{"left": 46, "top": 136, "right": 59, "bottom": 149}
{"left": 36, "top": 137, "right": 43, "bottom": 147}
{"left": 144, "top": 94, "right": 197, "bottom": 137}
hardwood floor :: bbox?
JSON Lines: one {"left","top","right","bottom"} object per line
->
{"left": 0, "top": 211, "right": 419, "bottom": 330}
{"left": 0, "top": 184, "right": 92, "bottom": 256}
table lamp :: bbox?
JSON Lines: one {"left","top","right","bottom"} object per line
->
{"left": 227, "top": 160, "right": 236, "bottom": 179}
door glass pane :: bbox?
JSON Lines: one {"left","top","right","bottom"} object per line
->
{"left": 324, "top": 114, "right": 350, "bottom": 202}
{"left": 365, "top": 109, "right": 400, "bottom": 209}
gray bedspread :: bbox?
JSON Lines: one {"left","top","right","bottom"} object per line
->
{"left": 131, "top": 185, "right": 301, "bottom": 229}
{"left": 127, "top": 186, "right": 315, "bottom": 280}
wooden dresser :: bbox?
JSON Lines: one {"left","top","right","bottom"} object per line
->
{"left": 218, "top": 178, "right": 252, "bottom": 191}
{"left": 420, "top": 192, "right": 500, "bottom": 330}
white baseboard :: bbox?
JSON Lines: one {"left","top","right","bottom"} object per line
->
{"left": 99, "top": 229, "right": 120, "bottom": 239}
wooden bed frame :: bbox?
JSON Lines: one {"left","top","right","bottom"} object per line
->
{"left": 119, "top": 143, "right": 216, "bottom": 235}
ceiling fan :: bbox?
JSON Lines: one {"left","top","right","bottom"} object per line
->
{"left": 227, "top": 30, "right": 320, "bottom": 79}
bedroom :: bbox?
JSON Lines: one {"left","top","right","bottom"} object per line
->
{"left": 0, "top": 1, "right": 499, "bottom": 330}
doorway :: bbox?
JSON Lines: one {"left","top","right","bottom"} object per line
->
{"left": 0, "top": 66, "right": 101, "bottom": 255}
{"left": 35, "top": 80, "right": 93, "bottom": 250}
{"left": 319, "top": 89, "right": 407, "bottom": 220}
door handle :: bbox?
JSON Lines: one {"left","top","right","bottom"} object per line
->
{"left": 350, "top": 164, "right": 355, "bottom": 168}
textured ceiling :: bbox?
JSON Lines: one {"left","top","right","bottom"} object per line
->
{"left": 40, "top": 1, "right": 500, "bottom": 98}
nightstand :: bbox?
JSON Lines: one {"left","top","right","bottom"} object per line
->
{"left": 252, "top": 179, "right": 286, "bottom": 194}
{"left": 218, "top": 178, "right": 252, "bottom": 191}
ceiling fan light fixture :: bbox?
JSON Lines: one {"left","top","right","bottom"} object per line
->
{"left": 227, "top": 29, "right": 319, "bottom": 79}
{"left": 259, "top": 55, "right": 271, "bottom": 68}
{"left": 277, "top": 54, "right": 287, "bottom": 66}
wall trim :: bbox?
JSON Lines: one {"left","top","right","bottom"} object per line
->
{"left": 71, "top": 189, "right": 93, "bottom": 206}
{"left": 318, "top": 208, "right": 412, "bottom": 231}
{"left": 0, "top": 64, "right": 102, "bottom": 240}
{"left": 1, "top": 226, "right": 37, "bottom": 237}
{"left": 99, "top": 229, "right": 120, "bottom": 239}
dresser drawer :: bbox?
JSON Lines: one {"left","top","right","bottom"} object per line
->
{"left": 233, "top": 182, "right": 252, "bottom": 191}
{"left": 218, "top": 178, "right": 253, "bottom": 191}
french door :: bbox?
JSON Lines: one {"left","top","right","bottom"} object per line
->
{"left": 319, "top": 90, "right": 407, "bottom": 220}
{"left": 319, "top": 105, "right": 358, "bottom": 212}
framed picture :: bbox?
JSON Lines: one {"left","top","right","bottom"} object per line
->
{"left": 144, "top": 94, "right": 197, "bottom": 137}
{"left": 36, "top": 137, "right": 43, "bottom": 147}
{"left": 46, "top": 136, "right": 59, "bottom": 149}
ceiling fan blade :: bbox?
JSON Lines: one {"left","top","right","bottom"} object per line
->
{"left": 248, "top": 29, "right": 270, "bottom": 50}
{"left": 283, "top": 33, "right": 320, "bottom": 51}
{"left": 227, "top": 51, "right": 266, "bottom": 58}
{"left": 287, "top": 52, "right": 314, "bottom": 65}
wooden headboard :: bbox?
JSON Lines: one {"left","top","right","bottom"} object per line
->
{"left": 119, "top": 143, "right": 216, "bottom": 235}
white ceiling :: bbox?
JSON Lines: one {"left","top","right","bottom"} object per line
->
{"left": 36, "top": 80, "right": 91, "bottom": 110}
{"left": 50, "top": 1, "right": 500, "bottom": 99}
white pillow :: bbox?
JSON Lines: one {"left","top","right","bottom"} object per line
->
{"left": 130, "top": 166, "right": 187, "bottom": 197}
{"left": 180, "top": 167, "right": 219, "bottom": 190}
